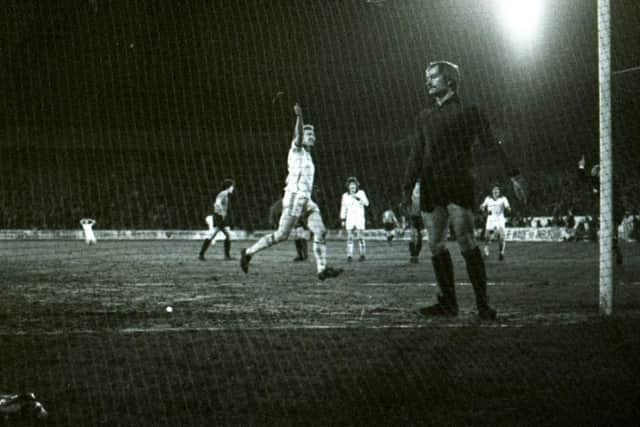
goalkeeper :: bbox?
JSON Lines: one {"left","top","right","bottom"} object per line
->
{"left": 402, "top": 60, "right": 527, "bottom": 320}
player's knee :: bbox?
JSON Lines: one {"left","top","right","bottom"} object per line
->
{"left": 456, "top": 234, "right": 476, "bottom": 252}
{"left": 273, "top": 229, "right": 291, "bottom": 242}
{"left": 314, "top": 230, "right": 327, "bottom": 244}
{"left": 428, "top": 239, "right": 447, "bottom": 255}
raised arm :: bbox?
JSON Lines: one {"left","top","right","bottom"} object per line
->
{"left": 292, "top": 103, "right": 304, "bottom": 147}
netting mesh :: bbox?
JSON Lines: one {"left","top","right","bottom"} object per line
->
{"left": 1, "top": 0, "right": 639, "bottom": 230}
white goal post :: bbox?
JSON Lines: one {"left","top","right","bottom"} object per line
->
{"left": 598, "top": 0, "right": 613, "bottom": 316}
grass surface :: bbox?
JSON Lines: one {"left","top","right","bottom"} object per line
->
{"left": 1, "top": 240, "right": 639, "bottom": 426}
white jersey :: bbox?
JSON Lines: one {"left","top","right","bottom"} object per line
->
{"left": 481, "top": 196, "right": 510, "bottom": 219}
{"left": 340, "top": 190, "right": 369, "bottom": 230}
{"left": 284, "top": 141, "right": 315, "bottom": 196}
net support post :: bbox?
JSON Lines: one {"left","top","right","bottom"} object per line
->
{"left": 598, "top": 0, "right": 613, "bottom": 316}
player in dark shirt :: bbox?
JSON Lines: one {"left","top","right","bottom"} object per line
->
{"left": 578, "top": 155, "right": 624, "bottom": 264}
{"left": 403, "top": 61, "right": 526, "bottom": 320}
{"left": 199, "top": 179, "right": 235, "bottom": 261}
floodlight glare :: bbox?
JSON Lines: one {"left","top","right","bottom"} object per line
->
{"left": 497, "top": 0, "right": 544, "bottom": 44}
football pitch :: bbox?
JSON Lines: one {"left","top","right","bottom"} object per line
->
{"left": 1, "top": 240, "right": 639, "bottom": 426}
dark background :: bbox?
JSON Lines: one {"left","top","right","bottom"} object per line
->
{"left": 1, "top": 0, "right": 639, "bottom": 229}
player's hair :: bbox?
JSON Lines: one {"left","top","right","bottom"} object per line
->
{"left": 303, "top": 124, "right": 315, "bottom": 132}
{"left": 345, "top": 176, "right": 360, "bottom": 190}
{"left": 427, "top": 60, "right": 460, "bottom": 92}
{"left": 222, "top": 178, "right": 235, "bottom": 190}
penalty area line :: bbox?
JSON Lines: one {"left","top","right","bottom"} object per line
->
{"left": 0, "top": 313, "right": 606, "bottom": 336}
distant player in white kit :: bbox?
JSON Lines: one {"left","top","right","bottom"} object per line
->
{"left": 240, "top": 104, "right": 343, "bottom": 281}
{"left": 340, "top": 177, "right": 369, "bottom": 262}
{"left": 80, "top": 218, "right": 97, "bottom": 245}
{"left": 480, "top": 186, "right": 510, "bottom": 260}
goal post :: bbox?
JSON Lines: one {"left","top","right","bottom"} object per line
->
{"left": 598, "top": 0, "right": 613, "bottom": 316}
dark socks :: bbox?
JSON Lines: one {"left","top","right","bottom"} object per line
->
{"left": 462, "top": 246, "right": 490, "bottom": 311}
{"left": 431, "top": 249, "right": 457, "bottom": 308}
{"left": 224, "top": 239, "right": 231, "bottom": 258}
{"left": 199, "top": 239, "right": 212, "bottom": 257}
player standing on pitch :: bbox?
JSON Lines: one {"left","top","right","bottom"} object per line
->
{"left": 340, "top": 177, "right": 369, "bottom": 262}
{"left": 480, "top": 185, "right": 511, "bottom": 261}
{"left": 402, "top": 60, "right": 526, "bottom": 320}
{"left": 240, "top": 104, "right": 343, "bottom": 281}
{"left": 578, "top": 155, "right": 624, "bottom": 264}
{"left": 199, "top": 179, "right": 235, "bottom": 261}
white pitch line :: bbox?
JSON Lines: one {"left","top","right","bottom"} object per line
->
{"left": 0, "top": 312, "right": 618, "bottom": 336}
{"left": 360, "top": 281, "right": 640, "bottom": 287}
{"left": 358, "top": 282, "right": 544, "bottom": 287}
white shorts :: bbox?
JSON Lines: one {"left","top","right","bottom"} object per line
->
{"left": 282, "top": 191, "right": 318, "bottom": 220}
{"left": 345, "top": 216, "right": 365, "bottom": 231}
{"left": 485, "top": 217, "right": 506, "bottom": 233}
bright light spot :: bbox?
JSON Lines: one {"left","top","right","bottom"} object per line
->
{"left": 496, "top": 0, "right": 544, "bottom": 44}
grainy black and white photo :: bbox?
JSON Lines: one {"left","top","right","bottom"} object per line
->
{"left": 1, "top": 0, "right": 640, "bottom": 425}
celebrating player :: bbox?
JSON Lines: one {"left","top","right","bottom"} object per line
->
{"left": 340, "top": 177, "right": 369, "bottom": 262}
{"left": 240, "top": 104, "right": 343, "bottom": 281}
{"left": 480, "top": 185, "right": 511, "bottom": 261}
{"left": 578, "top": 155, "right": 624, "bottom": 264}
{"left": 403, "top": 60, "right": 526, "bottom": 320}
{"left": 199, "top": 179, "right": 235, "bottom": 261}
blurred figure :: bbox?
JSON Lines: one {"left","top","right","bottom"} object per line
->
{"left": 199, "top": 179, "right": 234, "bottom": 261}
{"left": 578, "top": 155, "right": 623, "bottom": 264}
{"left": 382, "top": 206, "right": 401, "bottom": 246}
{"left": 80, "top": 218, "right": 97, "bottom": 245}
{"left": 480, "top": 185, "right": 510, "bottom": 261}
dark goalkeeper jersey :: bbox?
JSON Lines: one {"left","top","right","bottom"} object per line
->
{"left": 404, "top": 95, "right": 494, "bottom": 211}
